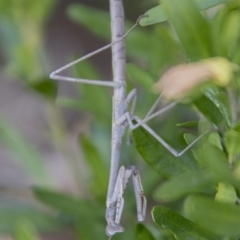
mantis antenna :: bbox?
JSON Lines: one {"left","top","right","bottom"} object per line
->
{"left": 50, "top": 0, "right": 211, "bottom": 237}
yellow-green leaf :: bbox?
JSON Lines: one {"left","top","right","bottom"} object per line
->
{"left": 215, "top": 182, "right": 237, "bottom": 204}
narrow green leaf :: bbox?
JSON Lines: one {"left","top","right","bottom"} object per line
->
{"left": 132, "top": 124, "right": 199, "bottom": 178}
{"left": 67, "top": 3, "right": 151, "bottom": 59}
{"left": 152, "top": 206, "right": 218, "bottom": 240}
{"left": 184, "top": 133, "right": 204, "bottom": 168}
{"left": 219, "top": 10, "right": 240, "bottom": 57}
{"left": 127, "top": 64, "right": 156, "bottom": 93}
{"left": 212, "top": 0, "right": 240, "bottom": 57}
{"left": 1, "top": 0, "right": 56, "bottom": 25}
{"left": 27, "top": 78, "right": 58, "bottom": 100}
{"left": 58, "top": 95, "right": 111, "bottom": 124}
{"left": 15, "top": 218, "right": 39, "bottom": 240}
{"left": 184, "top": 195, "right": 240, "bottom": 237}
{"left": 10, "top": 43, "right": 40, "bottom": 80}
{"left": 67, "top": 4, "right": 111, "bottom": 40}
{"left": 149, "top": 26, "right": 184, "bottom": 75}
{"left": 0, "top": 0, "right": 56, "bottom": 80}
{"left": 33, "top": 188, "right": 103, "bottom": 218}
{"left": 0, "top": 198, "right": 59, "bottom": 233}
{"left": 185, "top": 133, "right": 240, "bottom": 188}
{"left": 72, "top": 56, "right": 102, "bottom": 80}
{"left": 74, "top": 217, "right": 106, "bottom": 240}
{"left": 25, "top": 0, "right": 56, "bottom": 25}
{"left": 232, "top": 44, "right": 240, "bottom": 65}
{"left": 193, "top": 88, "right": 231, "bottom": 129}
{"left": 162, "top": 0, "right": 212, "bottom": 61}
{"left": 136, "top": 223, "right": 155, "bottom": 240}
{"left": 225, "top": 130, "right": 240, "bottom": 164}
{"left": 154, "top": 170, "right": 215, "bottom": 202}
{"left": 205, "top": 88, "right": 232, "bottom": 127}
{"left": 79, "top": 135, "right": 108, "bottom": 200}
{"left": 73, "top": 59, "right": 112, "bottom": 124}
{"left": 0, "top": 120, "right": 51, "bottom": 186}
{"left": 33, "top": 188, "right": 106, "bottom": 240}
{"left": 195, "top": 0, "right": 227, "bottom": 10}
{"left": 197, "top": 121, "right": 222, "bottom": 150}
{"left": 176, "top": 121, "right": 198, "bottom": 128}
{"left": 140, "top": 0, "right": 227, "bottom": 26}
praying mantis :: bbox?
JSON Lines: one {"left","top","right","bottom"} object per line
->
{"left": 50, "top": 0, "right": 210, "bottom": 237}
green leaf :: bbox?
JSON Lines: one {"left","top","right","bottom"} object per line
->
{"left": 184, "top": 132, "right": 222, "bottom": 168}
{"left": 154, "top": 170, "right": 215, "bottom": 202}
{"left": 126, "top": 64, "right": 156, "bottom": 93}
{"left": 33, "top": 188, "right": 103, "bottom": 218}
{"left": 185, "top": 133, "right": 240, "bottom": 188}
{"left": 132, "top": 124, "right": 199, "bottom": 178}
{"left": 162, "top": 0, "right": 212, "bottom": 61}
{"left": 184, "top": 195, "right": 240, "bottom": 237}
{"left": 195, "top": 0, "right": 227, "bottom": 10}
{"left": 25, "top": 0, "right": 56, "bottom": 25}
{"left": 67, "top": 3, "right": 151, "bottom": 59}
{"left": 225, "top": 130, "right": 240, "bottom": 164}
{"left": 0, "top": 0, "right": 56, "bottom": 80}
{"left": 72, "top": 59, "right": 112, "bottom": 124}
{"left": 140, "top": 0, "right": 227, "bottom": 26}
{"left": 79, "top": 135, "right": 108, "bottom": 200}
{"left": 74, "top": 217, "right": 106, "bottom": 240}
{"left": 0, "top": 198, "right": 59, "bottom": 233}
{"left": 136, "top": 223, "right": 155, "bottom": 240}
{"left": 139, "top": 5, "right": 167, "bottom": 26}
{"left": 27, "top": 78, "right": 58, "bottom": 100}
{"left": 212, "top": 0, "right": 240, "bottom": 58}
{"left": 0, "top": 120, "right": 51, "bottom": 186}
{"left": 72, "top": 56, "right": 102, "bottom": 80}
{"left": 219, "top": 10, "right": 240, "bottom": 57}
{"left": 193, "top": 87, "right": 231, "bottom": 129}
{"left": 67, "top": 4, "right": 111, "bottom": 40}
{"left": 10, "top": 43, "right": 40, "bottom": 80}
{"left": 152, "top": 205, "right": 218, "bottom": 240}
{"left": 149, "top": 26, "right": 184, "bottom": 75}
{"left": 33, "top": 188, "right": 106, "bottom": 240}
{"left": 176, "top": 121, "right": 198, "bottom": 128}
{"left": 15, "top": 218, "right": 39, "bottom": 240}
{"left": 215, "top": 182, "right": 237, "bottom": 204}
{"left": 210, "top": 153, "right": 238, "bottom": 186}
{"left": 1, "top": 0, "right": 56, "bottom": 25}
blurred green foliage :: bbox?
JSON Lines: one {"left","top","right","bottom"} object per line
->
{"left": 0, "top": 0, "right": 240, "bottom": 239}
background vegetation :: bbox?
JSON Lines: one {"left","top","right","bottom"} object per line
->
{"left": 0, "top": 0, "right": 240, "bottom": 239}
